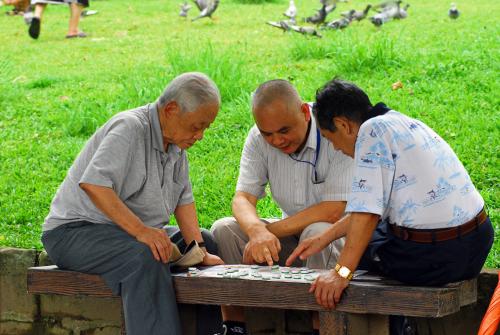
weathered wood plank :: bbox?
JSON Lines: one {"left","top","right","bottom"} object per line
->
{"left": 319, "top": 311, "right": 347, "bottom": 335}
{"left": 27, "top": 266, "right": 475, "bottom": 318}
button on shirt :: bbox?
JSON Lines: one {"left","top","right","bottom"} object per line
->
{"left": 237, "top": 116, "right": 354, "bottom": 218}
{"left": 43, "top": 104, "right": 194, "bottom": 231}
{"left": 345, "top": 111, "right": 484, "bottom": 229}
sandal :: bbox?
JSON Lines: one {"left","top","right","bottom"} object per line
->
{"left": 65, "top": 32, "right": 87, "bottom": 38}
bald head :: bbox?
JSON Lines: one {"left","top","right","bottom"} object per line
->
{"left": 252, "top": 80, "right": 302, "bottom": 116}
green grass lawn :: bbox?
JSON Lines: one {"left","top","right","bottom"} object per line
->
{"left": 0, "top": 0, "right": 498, "bottom": 266}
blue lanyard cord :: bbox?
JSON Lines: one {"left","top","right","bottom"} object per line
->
{"left": 288, "top": 128, "right": 322, "bottom": 183}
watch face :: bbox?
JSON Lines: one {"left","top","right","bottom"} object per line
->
{"left": 338, "top": 266, "right": 350, "bottom": 278}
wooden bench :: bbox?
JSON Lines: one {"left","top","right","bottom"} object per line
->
{"left": 27, "top": 265, "right": 478, "bottom": 335}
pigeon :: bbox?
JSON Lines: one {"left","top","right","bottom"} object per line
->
{"left": 394, "top": 3, "right": 409, "bottom": 19}
{"left": 373, "top": 0, "right": 398, "bottom": 12}
{"left": 325, "top": 17, "right": 351, "bottom": 29}
{"left": 192, "top": 0, "right": 209, "bottom": 11}
{"left": 290, "top": 25, "right": 322, "bottom": 38}
{"left": 305, "top": 5, "right": 328, "bottom": 25}
{"left": 179, "top": 2, "right": 192, "bottom": 17}
{"left": 284, "top": 0, "right": 297, "bottom": 21}
{"left": 320, "top": 0, "right": 337, "bottom": 13}
{"left": 192, "top": 0, "right": 219, "bottom": 21}
{"left": 267, "top": 20, "right": 291, "bottom": 32}
{"left": 448, "top": 3, "right": 459, "bottom": 19}
{"left": 370, "top": 10, "right": 392, "bottom": 26}
{"left": 351, "top": 4, "right": 372, "bottom": 21}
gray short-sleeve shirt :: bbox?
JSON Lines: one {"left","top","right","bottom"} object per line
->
{"left": 43, "top": 103, "right": 194, "bottom": 231}
{"left": 236, "top": 114, "right": 354, "bottom": 218}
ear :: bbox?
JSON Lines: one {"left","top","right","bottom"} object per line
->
{"left": 333, "top": 116, "right": 351, "bottom": 134}
{"left": 301, "top": 103, "right": 311, "bottom": 122}
{"left": 162, "top": 101, "right": 180, "bottom": 118}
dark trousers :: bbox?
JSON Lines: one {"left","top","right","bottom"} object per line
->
{"left": 42, "top": 222, "right": 221, "bottom": 335}
{"left": 359, "top": 217, "right": 494, "bottom": 286}
{"left": 359, "top": 217, "right": 494, "bottom": 335}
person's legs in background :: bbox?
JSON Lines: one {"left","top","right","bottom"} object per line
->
{"left": 28, "top": 2, "right": 45, "bottom": 39}
{"left": 67, "top": 2, "right": 84, "bottom": 37}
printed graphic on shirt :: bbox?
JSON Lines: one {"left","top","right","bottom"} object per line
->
{"left": 352, "top": 178, "right": 372, "bottom": 193}
{"left": 397, "top": 199, "right": 420, "bottom": 226}
{"left": 391, "top": 131, "right": 414, "bottom": 151}
{"left": 448, "top": 206, "right": 471, "bottom": 226}
{"left": 377, "top": 190, "right": 390, "bottom": 210}
{"left": 393, "top": 173, "right": 417, "bottom": 190}
{"left": 358, "top": 141, "right": 395, "bottom": 170}
{"left": 421, "top": 135, "right": 442, "bottom": 151}
{"left": 460, "top": 181, "right": 474, "bottom": 196}
{"left": 433, "top": 150, "right": 459, "bottom": 171}
{"left": 369, "top": 121, "right": 391, "bottom": 138}
{"left": 347, "top": 198, "right": 370, "bottom": 212}
{"left": 422, "top": 177, "right": 456, "bottom": 207}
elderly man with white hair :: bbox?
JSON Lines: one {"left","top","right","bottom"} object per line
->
{"left": 41, "top": 72, "right": 224, "bottom": 334}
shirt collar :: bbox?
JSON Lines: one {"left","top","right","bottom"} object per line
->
{"left": 148, "top": 103, "right": 181, "bottom": 155}
{"left": 300, "top": 103, "right": 318, "bottom": 153}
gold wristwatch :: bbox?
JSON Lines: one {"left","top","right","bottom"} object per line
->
{"left": 334, "top": 263, "right": 354, "bottom": 281}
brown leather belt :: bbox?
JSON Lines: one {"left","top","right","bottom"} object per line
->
{"left": 390, "top": 208, "right": 488, "bottom": 243}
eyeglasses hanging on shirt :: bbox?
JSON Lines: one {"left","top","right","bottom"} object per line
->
{"left": 288, "top": 128, "right": 325, "bottom": 184}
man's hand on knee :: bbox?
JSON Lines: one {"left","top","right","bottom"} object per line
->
{"left": 135, "top": 226, "right": 173, "bottom": 264}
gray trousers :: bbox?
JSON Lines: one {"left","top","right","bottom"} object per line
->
{"left": 41, "top": 221, "right": 218, "bottom": 335}
{"left": 210, "top": 217, "right": 345, "bottom": 269}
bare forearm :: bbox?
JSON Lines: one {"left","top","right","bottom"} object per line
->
{"left": 232, "top": 193, "right": 266, "bottom": 238}
{"left": 267, "top": 201, "right": 346, "bottom": 238}
{"left": 79, "top": 183, "right": 145, "bottom": 237}
{"left": 174, "top": 202, "right": 204, "bottom": 245}
{"left": 336, "top": 213, "right": 379, "bottom": 270}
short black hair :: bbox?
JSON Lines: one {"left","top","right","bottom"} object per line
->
{"left": 313, "top": 79, "right": 373, "bottom": 132}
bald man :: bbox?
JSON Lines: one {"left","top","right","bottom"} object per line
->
{"left": 211, "top": 80, "right": 354, "bottom": 334}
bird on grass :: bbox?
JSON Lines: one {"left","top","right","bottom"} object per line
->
{"left": 192, "top": 0, "right": 209, "bottom": 11}
{"left": 394, "top": 3, "right": 409, "bottom": 19}
{"left": 350, "top": 4, "right": 372, "bottom": 21}
{"left": 192, "top": 0, "right": 219, "bottom": 21}
{"left": 291, "top": 25, "right": 322, "bottom": 38}
{"left": 284, "top": 0, "right": 297, "bottom": 23}
{"left": 370, "top": 10, "right": 392, "bottom": 26}
{"left": 304, "top": 5, "right": 328, "bottom": 25}
{"left": 266, "top": 20, "right": 291, "bottom": 32}
{"left": 179, "top": 2, "right": 192, "bottom": 17}
{"left": 448, "top": 3, "right": 459, "bottom": 19}
{"left": 392, "top": 1, "right": 409, "bottom": 19}
{"left": 321, "top": 0, "right": 337, "bottom": 14}
{"left": 327, "top": 10, "right": 354, "bottom": 29}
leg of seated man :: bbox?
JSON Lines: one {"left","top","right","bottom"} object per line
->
{"left": 165, "top": 225, "right": 223, "bottom": 334}
{"left": 211, "top": 217, "right": 310, "bottom": 335}
{"left": 211, "top": 216, "right": 299, "bottom": 266}
{"left": 41, "top": 221, "right": 182, "bottom": 335}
